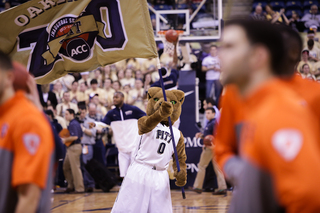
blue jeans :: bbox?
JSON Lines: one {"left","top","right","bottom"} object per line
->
{"left": 82, "top": 145, "right": 95, "bottom": 188}
{"left": 206, "top": 79, "right": 222, "bottom": 105}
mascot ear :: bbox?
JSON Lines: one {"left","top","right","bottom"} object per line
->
{"left": 172, "top": 90, "right": 185, "bottom": 104}
{"left": 147, "top": 87, "right": 162, "bottom": 100}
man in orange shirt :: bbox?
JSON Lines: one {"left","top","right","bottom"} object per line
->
{"left": 0, "top": 51, "right": 55, "bottom": 213}
{"left": 218, "top": 20, "right": 320, "bottom": 212}
{"left": 216, "top": 23, "right": 320, "bottom": 182}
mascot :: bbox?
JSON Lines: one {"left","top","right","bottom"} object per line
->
{"left": 111, "top": 87, "right": 187, "bottom": 213}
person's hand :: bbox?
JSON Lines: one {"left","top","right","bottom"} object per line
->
{"left": 25, "top": 75, "right": 42, "bottom": 110}
{"left": 280, "top": 8, "right": 285, "bottom": 15}
{"left": 195, "top": 132, "right": 203, "bottom": 139}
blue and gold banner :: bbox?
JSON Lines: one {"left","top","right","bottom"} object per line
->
{"left": 0, "top": 0, "right": 157, "bottom": 84}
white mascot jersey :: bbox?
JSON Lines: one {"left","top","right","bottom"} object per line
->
{"left": 134, "top": 123, "right": 181, "bottom": 170}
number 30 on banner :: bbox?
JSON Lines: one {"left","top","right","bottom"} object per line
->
{"left": 17, "top": 0, "right": 128, "bottom": 78}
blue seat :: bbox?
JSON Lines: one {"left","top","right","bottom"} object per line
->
{"left": 177, "top": 3, "right": 188, "bottom": 10}
{"left": 252, "top": 2, "right": 268, "bottom": 11}
{"left": 286, "top": 1, "right": 302, "bottom": 10}
{"left": 192, "top": 3, "right": 206, "bottom": 13}
{"left": 154, "top": 4, "right": 173, "bottom": 11}
{"left": 303, "top": 1, "right": 318, "bottom": 10}
{"left": 304, "top": 8, "right": 311, "bottom": 15}
{"left": 285, "top": 9, "right": 303, "bottom": 18}
{"left": 270, "top": 1, "right": 285, "bottom": 11}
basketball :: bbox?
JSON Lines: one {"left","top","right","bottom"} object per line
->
{"left": 203, "top": 135, "right": 214, "bottom": 146}
{"left": 12, "top": 61, "right": 30, "bottom": 92}
{"left": 165, "top": 29, "right": 179, "bottom": 43}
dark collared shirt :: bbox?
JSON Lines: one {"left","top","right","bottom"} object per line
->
{"left": 68, "top": 118, "right": 83, "bottom": 145}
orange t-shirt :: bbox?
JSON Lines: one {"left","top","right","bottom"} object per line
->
{"left": 215, "top": 75, "right": 320, "bottom": 172}
{"left": 0, "top": 91, "right": 54, "bottom": 189}
{"left": 240, "top": 79, "right": 320, "bottom": 212}
{"left": 279, "top": 74, "right": 320, "bottom": 125}
{"left": 214, "top": 85, "right": 245, "bottom": 171}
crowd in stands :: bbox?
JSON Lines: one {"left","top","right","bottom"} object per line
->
{"left": 251, "top": 1, "right": 320, "bottom": 32}
{"left": 250, "top": 2, "right": 320, "bottom": 80}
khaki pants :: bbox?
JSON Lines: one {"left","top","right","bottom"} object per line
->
{"left": 63, "top": 144, "right": 84, "bottom": 192}
{"left": 193, "top": 147, "right": 227, "bottom": 190}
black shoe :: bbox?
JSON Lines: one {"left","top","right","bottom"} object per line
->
{"left": 212, "top": 189, "right": 227, "bottom": 195}
{"left": 64, "top": 188, "right": 75, "bottom": 193}
{"left": 86, "top": 187, "right": 94, "bottom": 192}
{"left": 188, "top": 186, "right": 202, "bottom": 194}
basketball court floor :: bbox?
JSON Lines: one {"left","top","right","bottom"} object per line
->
{"left": 51, "top": 187, "right": 231, "bottom": 213}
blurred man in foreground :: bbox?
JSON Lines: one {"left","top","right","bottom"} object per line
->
{"left": 0, "top": 51, "right": 54, "bottom": 213}
{"left": 218, "top": 20, "right": 320, "bottom": 212}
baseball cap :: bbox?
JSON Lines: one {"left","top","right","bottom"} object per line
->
{"left": 89, "top": 93, "right": 99, "bottom": 100}
{"left": 310, "top": 25, "right": 318, "bottom": 30}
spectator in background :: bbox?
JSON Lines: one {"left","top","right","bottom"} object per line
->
{"left": 93, "top": 69, "right": 103, "bottom": 88}
{"left": 78, "top": 106, "right": 96, "bottom": 192}
{"left": 135, "top": 70, "right": 143, "bottom": 80}
{"left": 128, "top": 79, "right": 146, "bottom": 111}
{"left": 4, "top": 1, "right": 11, "bottom": 10}
{"left": 78, "top": 71, "right": 91, "bottom": 87}
{"left": 304, "top": 29, "right": 320, "bottom": 49}
{"left": 301, "top": 5, "right": 320, "bottom": 28}
{"left": 297, "top": 49, "right": 314, "bottom": 74}
{"left": 86, "top": 79, "right": 106, "bottom": 105}
{"left": 77, "top": 82, "right": 88, "bottom": 103}
{"left": 59, "top": 74, "right": 75, "bottom": 91}
{"left": 62, "top": 109, "right": 84, "bottom": 193}
{"left": 87, "top": 103, "right": 109, "bottom": 166}
{"left": 123, "top": 84, "right": 131, "bottom": 103}
{"left": 300, "top": 63, "right": 315, "bottom": 79}
{"left": 288, "top": 12, "right": 304, "bottom": 32}
{"left": 89, "top": 94, "right": 107, "bottom": 115}
{"left": 265, "top": 5, "right": 284, "bottom": 24}
{"left": 143, "top": 73, "right": 153, "bottom": 91}
{"left": 192, "top": 107, "right": 227, "bottom": 195}
{"left": 103, "top": 78, "right": 115, "bottom": 109}
{"left": 141, "top": 58, "right": 157, "bottom": 75}
{"left": 120, "top": 69, "right": 135, "bottom": 88}
{"left": 102, "top": 92, "right": 146, "bottom": 178}
{"left": 69, "top": 81, "right": 79, "bottom": 104}
{"left": 41, "top": 84, "right": 58, "bottom": 109}
{"left": 250, "top": 5, "right": 265, "bottom": 20}
{"left": 202, "top": 97, "right": 220, "bottom": 127}
{"left": 45, "top": 109, "right": 63, "bottom": 133}
{"left": 126, "top": 58, "right": 140, "bottom": 71}
{"left": 305, "top": 39, "right": 320, "bottom": 63}
{"left": 202, "top": 45, "right": 222, "bottom": 103}
{"left": 310, "top": 25, "right": 320, "bottom": 41}
{"left": 104, "top": 66, "right": 111, "bottom": 78}
{"left": 117, "top": 69, "right": 125, "bottom": 82}
{"left": 47, "top": 105, "right": 67, "bottom": 129}
{"left": 114, "top": 60, "right": 126, "bottom": 72}
{"left": 53, "top": 81, "right": 64, "bottom": 103}
{"left": 112, "top": 80, "right": 122, "bottom": 92}
{"left": 311, "top": 56, "right": 320, "bottom": 77}
{"left": 56, "top": 91, "right": 78, "bottom": 117}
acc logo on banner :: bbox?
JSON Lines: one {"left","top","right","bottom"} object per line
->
{"left": 16, "top": 0, "right": 128, "bottom": 79}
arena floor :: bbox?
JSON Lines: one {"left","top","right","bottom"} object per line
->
{"left": 51, "top": 186, "right": 231, "bottom": 213}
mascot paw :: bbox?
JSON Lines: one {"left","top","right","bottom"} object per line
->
{"left": 159, "top": 101, "right": 173, "bottom": 118}
{"left": 174, "top": 170, "right": 187, "bottom": 187}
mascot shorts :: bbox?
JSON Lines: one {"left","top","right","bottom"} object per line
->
{"left": 118, "top": 151, "right": 133, "bottom": 177}
{"left": 111, "top": 161, "right": 172, "bottom": 213}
